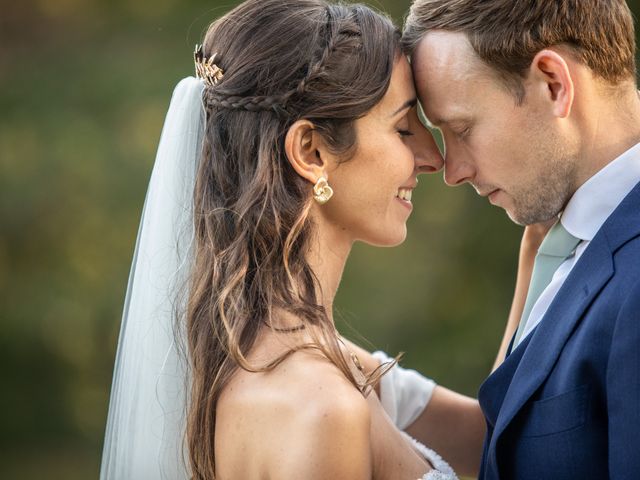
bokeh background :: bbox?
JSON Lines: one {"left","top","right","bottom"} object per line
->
{"left": 2, "top": 0, "right": 639, "bottom": 478}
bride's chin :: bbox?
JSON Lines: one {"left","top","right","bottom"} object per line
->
{"left": 362, "top": 225, "right": 408, "bottom": 248}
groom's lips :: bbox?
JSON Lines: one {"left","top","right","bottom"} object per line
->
{"left": 487, "top": 189, "right": 501, "bottom": 204}
{"left": 477, "top": 188, "right": 501, "bottom": 204}
{"left": 478, "top": 188, "right": 497, "bottom": 197}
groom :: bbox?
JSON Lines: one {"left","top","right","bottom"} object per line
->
{"left": 403, "top": 0, "right": 640, "bottom": 478}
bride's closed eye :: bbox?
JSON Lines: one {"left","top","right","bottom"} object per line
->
{"left": 398, "top": 128, "right": 415, "bottom": 137}
{"left": 396, "top": 118, "right": 415, "bottom": 138}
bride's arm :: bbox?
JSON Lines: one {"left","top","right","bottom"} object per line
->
{"left": 492, "top": 221, "right": 554, "bottom": 371}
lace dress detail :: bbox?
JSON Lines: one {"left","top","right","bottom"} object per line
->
{"left": 400, "top": 432, "right": 459, "bottom": 480}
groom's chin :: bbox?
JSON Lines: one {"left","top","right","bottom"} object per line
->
{"left": 495, "top": 197, "right": 528, "bottom": 226}
{"left": 486, "top": 192, "right": 525, "bottom": 225}
{"left": 505, "top": 210, "right": 528, "bottom": 226}
{"left": 504, "top": 204, "right": 561, "bottom": 227}
{"left": 503, "top": 204, "right": 536, "bottom": 226}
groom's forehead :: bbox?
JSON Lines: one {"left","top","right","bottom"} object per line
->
{"left": 412, "top": 31, "right": 486, "bottom": 82}
{"left": 411, "top": 31, "right": 502, "bottom": 109}
{"left": 411, "top": 32, "right": 504, "bottom": 121}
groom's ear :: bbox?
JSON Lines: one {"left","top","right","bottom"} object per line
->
{"left": 284, "top": 120, "right": 329, "bottom": 184}
{"left": 529, "top": 49, "right": 575, "bottom": 118}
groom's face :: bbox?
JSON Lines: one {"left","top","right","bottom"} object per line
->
{"left": 411, "top": 31, "right": 577, "bottom": 225}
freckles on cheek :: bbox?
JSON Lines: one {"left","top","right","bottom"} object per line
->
{"left": 385, "top": 146, "right": 412, "bottom": 178}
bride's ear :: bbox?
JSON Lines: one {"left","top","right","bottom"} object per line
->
{"left": 284, "top": 120, "right": 328, "bottom": 184}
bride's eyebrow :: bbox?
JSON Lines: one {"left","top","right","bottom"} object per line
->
{"left": 390, "top": 98, "right": 418, "bottom": 117}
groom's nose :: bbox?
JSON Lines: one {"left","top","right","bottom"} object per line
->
{"left": 443, "top": 150, "right": 475, "bottom": 186}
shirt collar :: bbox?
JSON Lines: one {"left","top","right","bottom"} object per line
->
{"left": 561, "top": 141, "right": 640, "bottom": 241}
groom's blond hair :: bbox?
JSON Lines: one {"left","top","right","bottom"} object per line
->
{"left": 403, "top": 0, "right": 637, "bottom": 101}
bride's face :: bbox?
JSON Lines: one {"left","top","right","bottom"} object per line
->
{"left": 321, "top": 56, "right": 443, "bottom": 247}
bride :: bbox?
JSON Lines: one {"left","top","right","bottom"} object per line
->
{"left": 101, "top": 0, "right": 538, "bottom": 478}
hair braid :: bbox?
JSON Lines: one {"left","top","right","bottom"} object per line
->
{"left": 204, "top": 90, "right": 296, "bottom": 114}
{"left": 204, "top": 7, "right": 356, "bottom": 115}
{"left": 294, "top": 7, "right": 339, "bottom": 96}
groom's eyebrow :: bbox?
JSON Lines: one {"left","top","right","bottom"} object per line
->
{"left": 391, "top": 98, "right": 417, "bottom": 117}
{"left": 429, "top": 116, "right": 466, "bottom": 128}
{"left": 428, "top": 115, "right": 449, "bottom": 127}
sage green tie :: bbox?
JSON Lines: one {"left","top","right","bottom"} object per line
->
{"left": 513, "top": 220, "right": 582, "bottom": 347}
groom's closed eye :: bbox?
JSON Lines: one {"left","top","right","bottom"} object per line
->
{"left": 433, "top": 118, "right": 474, "bottom": 138}
{"left": 451, "top": 125, "right": 472, "bottom": 139}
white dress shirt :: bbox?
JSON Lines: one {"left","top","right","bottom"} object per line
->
{"left": 514, "top": 142, "right": 640, "bottom": 347}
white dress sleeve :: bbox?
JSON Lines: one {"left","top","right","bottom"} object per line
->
{"left": 372, "top": 350, "right": 437, "bottom": 430}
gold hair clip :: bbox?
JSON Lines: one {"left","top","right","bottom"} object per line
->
{"left": 194, "top": 44, "right": 224, "bottom": 86}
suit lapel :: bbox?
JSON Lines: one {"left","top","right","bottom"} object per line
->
{"left": 490, "top": 240, "right": 613, "bottom": 443}
{"left": 479, "top": 333, "right": 532, "bottom": 429}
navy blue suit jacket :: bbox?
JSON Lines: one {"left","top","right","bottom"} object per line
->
{"left": 478, "top": 180, "right": 640, "bottom": 480}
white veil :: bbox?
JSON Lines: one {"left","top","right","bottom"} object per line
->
{"left": 100, "top": 77, "right": 205, "bottom": 480}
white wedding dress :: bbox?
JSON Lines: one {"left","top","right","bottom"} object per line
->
{"left": 402, "top": 431, "right": 458, "bottom": 480}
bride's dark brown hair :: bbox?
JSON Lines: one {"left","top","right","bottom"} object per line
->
{"left": 185, "top": 0, "right": 401, "bottom": 477}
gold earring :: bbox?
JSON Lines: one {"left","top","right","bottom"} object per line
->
{"left": 313, "top": 176, "right": 333, "bottom": 205}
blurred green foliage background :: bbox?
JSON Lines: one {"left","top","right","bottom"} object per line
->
{"left": 1, "top": 0, "right": 639, "bottom": 478}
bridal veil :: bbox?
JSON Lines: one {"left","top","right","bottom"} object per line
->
{"left": 100, "top": 77, "right": 205, "bottom": 479}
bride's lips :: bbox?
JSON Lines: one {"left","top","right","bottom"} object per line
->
{"left": 396, "top": 196, "right": 413, "bottom": 211}
{"left": 396, "top": 184, "right": 415, "bottom": 211}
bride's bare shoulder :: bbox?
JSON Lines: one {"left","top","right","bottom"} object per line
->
{"left": 216, "top": 349, "right": 372, "bottom": 479}
{"left": 218, "top": 348, "right": 369, "bottom": 425}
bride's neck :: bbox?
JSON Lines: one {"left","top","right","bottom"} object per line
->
{"left": 257, "top": 221, "right": 352, "bottom": 354}
{"left": 269, "top": 214, "right": 352, "bottom": 331}
{"left": 305, "top": 226, "right": 352, "bottom": 321}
